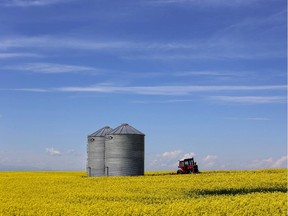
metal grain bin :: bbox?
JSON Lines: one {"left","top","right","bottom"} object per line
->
{"left": 87, "top": 126, "right": 113, "bottom": 177}
{"left": 105, "top": 123, "right": 145, "bottom": 176}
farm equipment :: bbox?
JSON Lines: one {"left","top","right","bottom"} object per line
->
{"left": 177, "top": 157, "right": 199, "bottom": 174}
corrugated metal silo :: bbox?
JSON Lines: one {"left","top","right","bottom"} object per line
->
{"left": 105, "top": 123, "right": 145, "bottom": 176}
{"left": 87, "top": 126, "right": 113, "bottom": 177}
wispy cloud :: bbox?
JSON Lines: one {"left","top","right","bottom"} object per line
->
{"left": 272, "top": 156, "right": 288, "bottom": 168}
{"left": 203, "top": 155, "right": 218, "bottom": 161}
{"left": 0, "top": 36, "right": 132, "bottom": 51}
{"left": 0, "top": 0, "right": 74, "bottom": 7}
{"left": 147, "top": 152, "right": 287, "bottom": 171}
{"left": 57, "top": 84, "right": 286, "bottom": 95}
{"left": 202, "top": 155, "right": 218, "bottom": 167}
{"left": 173, "top": 71, "right": 234, "bottom": 77}
{"left": 211, "top": 96, "right": 286, "bottom": 104}
{"left": 162, "top": 150, "right": 182, "bottom": 158}
{"left": 5, "top": 63, "right": 101, "bottom": 74}
{"left": 180, "top": 152, "right": 196, "bottom": 160}
{"left": 224, "top": 117, "right": 271, "bottom": 121}
{"left": 245, "top": 117, "right": 271, "bottom": 121}
{"left": 128, "top": 9, "right": 284, "bottom": 61}
{"left": 0, "top": 36, "right": 209, "bottom": 52}
{"left": 147, "top": 0, "right": 259, "bottom": 7}
{"left": 125, "top": 48, "right": 285, "bottom": 60}
{"left": 131, "top": 99, "right": 195, "bottom": 104}
{"left": 212, "top": 10, "right": 286, "bottom": 39}
{"left": 147, "top": 150, "right": 196, "bottom": 170}
{"left": 2, "top": 84, "right": 286, "bottom": 98}
{"left": 0, "top": 35, "right": 284, "bottom": 60}
{"left": 248, "top": 156, "right": 288, "bottom": 169}
{"left": 46, "top": 147, "right": 61, "bottom": 156}
{"left": 0, "top": 52, "right": 40, "bottom": 58}
{"left": 0, "top": 7, "right": 284, "bottom": 61}
{"left": 0, "top": 88, "right": 48, "bottom": 92}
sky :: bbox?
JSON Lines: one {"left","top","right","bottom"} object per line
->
{"left": 0, "top": 0, "right": 286, "bottom": 171}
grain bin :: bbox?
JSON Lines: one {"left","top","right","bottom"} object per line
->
{"left": 87, "top": 126, "right": 113, "bottom": 177}
{"left": 105, "top": 123, "right": 145, "bottom": 176}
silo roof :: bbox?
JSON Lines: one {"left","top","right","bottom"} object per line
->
{"left": 108, "top": 123, "right": 145, "bottom": 135}
{"left": 88, "top": 126, "right": 113, "bottom": 137}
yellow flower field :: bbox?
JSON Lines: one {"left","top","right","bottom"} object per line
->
{"left": 0, "top": 169, "right": 287, "bottom": 215}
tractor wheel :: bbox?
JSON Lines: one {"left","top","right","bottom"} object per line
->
{"left": 177, "top": 170, "right": 183, "bottom": 174}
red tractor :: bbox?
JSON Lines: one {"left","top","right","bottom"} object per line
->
{"left": 177, "top": 157, "right": 199, "bottom": 174}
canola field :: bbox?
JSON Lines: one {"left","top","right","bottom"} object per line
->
{"left": 0, "top": 169, "right": 287, "bottom": 216}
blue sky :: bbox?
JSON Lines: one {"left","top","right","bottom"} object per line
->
{"left": 0, "top": 0, "right": 286, "bottom": 171}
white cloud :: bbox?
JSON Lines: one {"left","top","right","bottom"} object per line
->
{"left": 212, "top": 10, "right": 285, "bottom": 41}
{"left": 2, "top": 84, "right": 286, "bottom": 101}
{"left": 0, "top": 36, "right": 133, "bottom": 51}
{"left": 0, "top": 34, "right": 284, "bottom": 60}
{"left": 248, "top": 158, "right": 272, "bottom": 169}
{"left": 202, "top": 155, "right": 218, "bottom": 167}
{"left": 173, "top": 71, "right": 232, "bottom": 77}
{"left": 272, "top": 156, "right": 288, "bottom": 168}
{"left": 245, "top": 117, "right": 271, "bottom": 121}
{"left": 147, "top": 150, "right": 198, "bottom": 171}
{"left": 147, "top": 0, "right": 259, "bottom": 7}
{"left": 0, "top": 0, "right": 74, "bottom": 7}
{"left": 203, "top": 155, "right": 218, "bottom": 161}
{"left": 0, "top": 88, "right": 48, "bottom": 92}
{"left": 5, "top": 63, "right": 101, "bottom": 74}
{"left": 211, "top": 96, "right": 286, "bottom": 104}
{"left": 57, "top": 84, "right": 286, "bottom": 96}
{"left": 181, "top": 152, "right": 196, "bottom": 160}
{"left": 162, "top": 150, "right": 182, "bottom": 158}
{"left": 249, "top": 156, "right": 287, "bottom": 169}
{"left": 131, "top": 99, "right": 195, "bottom": 104}
{"left": 147, "top": 152, "right": 288, "bottom": 171}
{"left": 128, "top": 10, "right": 284, "bottom": 60}
{"left": 0, "top": 53, "right": 40, "bottom": 58}
{"left": 46, "top": 147, "right": 61, "bottom": 156}
{"left": 225, "top": 117, "right": 271, "bottom": 121}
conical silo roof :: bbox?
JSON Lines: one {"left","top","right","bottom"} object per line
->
{"left": 108, "top": 123, "right": 144, "bottom": 135}
{"left": 88, "top": 126, "right": 113, "bottom": 137}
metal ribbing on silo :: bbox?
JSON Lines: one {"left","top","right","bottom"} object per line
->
{"left": 105, "top": 124, "right": 145, "bottom": 176}
{"left": 87, "top": 126, "right": 112, "bottom": 177}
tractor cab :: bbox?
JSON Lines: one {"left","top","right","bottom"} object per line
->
{"left": 177, "top": 157, "right": 199, "bottom": 174}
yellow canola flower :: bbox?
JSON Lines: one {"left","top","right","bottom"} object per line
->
{"left": 0, "top": 169, "right": 287, "bottom": 215}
